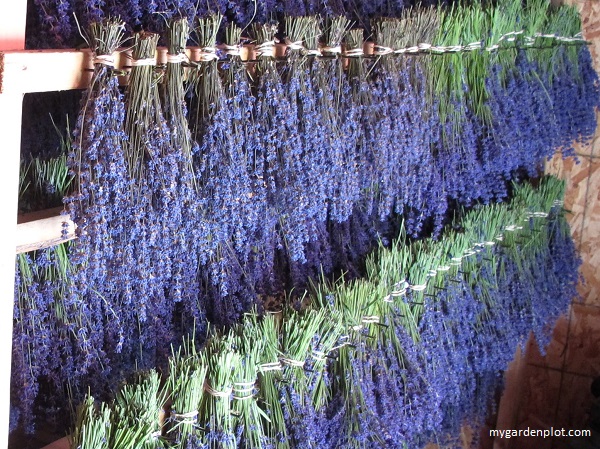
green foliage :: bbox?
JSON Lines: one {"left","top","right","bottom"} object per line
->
{"left": 19, "top": 118, "right": 74, "bottom": 213}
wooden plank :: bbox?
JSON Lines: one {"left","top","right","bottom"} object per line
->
{"left": 0, "top": 93, "right": 23, "bottom": 449}
{"left": 17, "top": 206, "right": 66, "bottom": 224}
{"left": 0, "top": 43, "right": 370, "bottom": 94}
{"left": 0, "top": 2, "right": 26, "bottom": 448}
{"left": 1, "top": 49, "right": 98, "bottom": 94}
{"left": 0, "top": 47, "right": 218, "bottom": 93}
{"left": 16, "top": 208, "right": 76, "bottom": 254}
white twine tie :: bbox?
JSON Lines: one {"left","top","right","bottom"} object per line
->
{"left": 93, "top": 54, "right": 115, "bottom": 67}
{"left": 131, "top": 57, "right": 157, "bottom": 67}
{"left": 166, "top": 53, "right": 187, "bottom": 63}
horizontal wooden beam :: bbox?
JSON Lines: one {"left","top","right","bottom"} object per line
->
{"left": 0, "top": 43, "right": 375, "bottom": 94}
{"left": 0, "top": 46, "right": 253, "bottom": 93}
{"left": 0, "top": 50, "right": 94, "bottom": 93}
{"left": 16, "top": 207, "right": 76, "bottom": 254}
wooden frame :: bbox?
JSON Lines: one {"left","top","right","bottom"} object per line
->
{"left": 2, "top": 40, "right": 376, "bottom": 257}
{"left": 0, "top": 2, "right": 27, "bottom": 448}
{"left": 0, "top": 13, "right": 369, "bottom": 445}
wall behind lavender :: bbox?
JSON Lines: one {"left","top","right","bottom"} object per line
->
{"left": 490, "top": 1, "right": 600, "bottom": 449}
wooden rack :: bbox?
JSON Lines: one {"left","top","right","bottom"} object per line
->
{"left": 0, "top": 5, "right": 377, "bottom": 441}
{"left": 1, "top": 3, "right": 28, "bottom": 447}
{"left": 6, "top": 40, "right": 377, "bottom": 257}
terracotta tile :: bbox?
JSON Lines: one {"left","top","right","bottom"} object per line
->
{"left": 554, "top": 373, "right": 597, "bottom": 429}
{"left": 516, "top": 365, "right": 563, "bottom": 427}
{"left": 559, "top": 304, "right": 600, "bottom": 377}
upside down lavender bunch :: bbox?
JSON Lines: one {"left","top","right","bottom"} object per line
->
{"left": 485, "top": 54, "right": 565, "bottom": 180}
{"left": 11, "top": 244, "right": 77, "bottom": 434}
{"left": 63, "top": 17, "right": 132, "bottom": 395}
{"left": 547, "top": 46, "right": 600, "bottom": 155}
{"left": 161, "top": 17, "right": 196, "bottom": 189}
{"left": 476, "top": 48, "right": 598, "bottom": 189}
{"left": 318, "top": 17, "right": 358, "bottom": 224}
{"left": 370, "top": 18, "right": 445, "bottom": 234}
{"left": 63, "top": 18, "right": 192, "bottom": 399}
{"left": 189, "top": 13, "right": 223, "bottom": 142}
{"left": 194, "top": 23, "right": 267, "bottom": 325}
{"left": 157, "top": 18, "right": 205, "bottom": 329}
{"left": 117, "top": 28, "right": 189, "bottom": 369}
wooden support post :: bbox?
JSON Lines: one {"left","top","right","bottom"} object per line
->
{"left": 0, "top": 93, "right": 22, "bottom": 448}
{"left": 0, "top": 1, "right": 27, "bottom": 447}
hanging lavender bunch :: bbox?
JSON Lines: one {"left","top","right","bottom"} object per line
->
{"left": 573, "top": 46, "right": 600, "bottom": 141}
{"left": 283, "top": 16, "right": 357, "bottom": 283}
{"left": 70, "top": 396, "right": 112, "bottom": 448}
{"left": 64, "top": 17, "right": 131, "bottom": 392}
{"left": 255, "top": 314, "right": 288, "bottom": 448}
{"left": 312, "top": 275, "right": 391, "bottom": 449}
{"left": 533, "top": 205, "right": 579, "bottom": 351}
{"left": 109, "top": 370, "right": 166, "bottom": 448}
{"left": 415, "top": 283, "right": 484, "bottom": 440}
{"left": 194, "top": 23, "right": 264, "bottom": 325}
{"left": 482, "top": 44, "right": 596, "bottom": 185}
{"left": 162, "top": 17, "right": 196, "bottom": 188}
{"left": 264, "top": 15, "right": 321, "bottom": 264}
{"left": 186, "top": 15, "right": 238, "bottom": 326}
{"left": 371, "top": 11, "right": 447, "bottom": 236}
{"left": 189, "top": 13, "right": 224, "bottom": 142}
{"left": 371, "top": 18, "right": 444, "bottom": 233}
{"left": 123, "top": 29, "right": 182, "bottom": 367}
{"left": 418, "top": 5, "right": 493, "bottom": 208}
{"left": 343, "top": 28, "right": 377, "bottom": 212}
{"left": 439, "top": 101, "right": 490, "bottom": 205}
{"left": 278, "top": 308, "right": 333, "bottom": 447}
{"left": 167, "top": 337, "right": 208, "bottom": 446}
{"left": 158, "top": 17, "right": 206, "bottom": 324}
{"left": 246, "top": 22, "right": 289, "bottom": 297}
{"left": 316, "top": 17, "right": 355, "bottom": 224}
{"left": 328, "top": 341, "right": 386, "bottom": 449}
{"left": 231, "top": 318, "right": 268, "bottom": 449}
{"left": 230, "top": 21, "right": 301, "bottom": 271}
{"left": 546, "top": 45, "right": 600, "bottom": 156}
{"left": 12, "top": 246, "right": 76, "bottom": 434}
{"left": 124, "top": 31, "right": 163, "bottom": 188}
{"left": 484, "top": 55, "right": 556, "bottom": 181}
